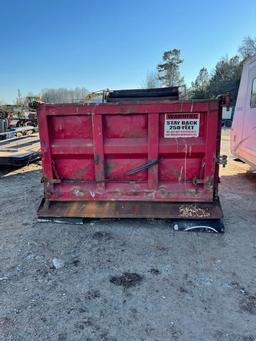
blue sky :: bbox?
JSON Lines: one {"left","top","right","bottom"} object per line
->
{"left": 0, "top": 0, "right": 255, "bottom": 103}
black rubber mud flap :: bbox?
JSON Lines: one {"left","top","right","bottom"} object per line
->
{"left": 171, "top": 219, "right": 224, "bottom": 233}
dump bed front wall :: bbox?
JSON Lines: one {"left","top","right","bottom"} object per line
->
{"left": 38, "top": 101, "right": 221, "bottom": 202}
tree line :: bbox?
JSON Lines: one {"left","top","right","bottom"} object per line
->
{"left": 12, "top": 87, "right": 89, "bottom": 106}
{"left": 41, "top": 87, "right": 89, "bottom": 103}
{"left": 144, "top": 36, "right": 256, "bottom": 104}
{"left": 13, "top": 36, "right": 256, "bottom": 105}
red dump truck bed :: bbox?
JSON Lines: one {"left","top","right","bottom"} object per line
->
{"left": 37, "top": 98, "right": 225, "bottom": 232}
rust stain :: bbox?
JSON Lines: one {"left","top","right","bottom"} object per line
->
{"left": 73, "top": 166, "right": 88, "bottom": 179}
{"left": 94, "top": 154, "right": 99, "bottom": 165}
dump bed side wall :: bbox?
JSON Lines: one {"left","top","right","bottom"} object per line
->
{"left": 38, "top": 100, "right": 221, "bottom": 203}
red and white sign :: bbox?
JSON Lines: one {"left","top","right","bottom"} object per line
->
{"left": 164, "top": 113, "right": 200, "bottom": 138}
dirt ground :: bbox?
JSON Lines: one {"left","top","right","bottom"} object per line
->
{"left": 0, "top": 128, "right": 256, "bottom": 341}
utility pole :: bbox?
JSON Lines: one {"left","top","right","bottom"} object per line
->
{"left": 17, "top": 89, "right": 21, "bottom": 106}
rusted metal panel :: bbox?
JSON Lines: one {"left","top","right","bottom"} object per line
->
{"left": 38, "top": 199, "right": 223, "bottom": 219}
{"left": 37, "top": 98, "right": 223, "bottom": 223}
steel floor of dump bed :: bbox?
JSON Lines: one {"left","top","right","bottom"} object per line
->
{"left": 0, "top": 134, "right": 40, "bottom": 167}
{"left": 37, "top": 198, "right": 225, "bottom": 232}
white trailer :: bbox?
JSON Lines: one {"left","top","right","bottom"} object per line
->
{"left": 231, "top": 54, "right": 256, "bottom": 168}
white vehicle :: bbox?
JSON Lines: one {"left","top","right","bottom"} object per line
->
{"left": 231, "top": 54, "right": 256, "bottom": 168}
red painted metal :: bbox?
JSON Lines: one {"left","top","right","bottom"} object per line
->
{"left": 37, "top": 99, "right": 222, "bottom": 213}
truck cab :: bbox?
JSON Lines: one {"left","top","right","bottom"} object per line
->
{"left": 231, "top": 54, "right": 256, "bottom": 168}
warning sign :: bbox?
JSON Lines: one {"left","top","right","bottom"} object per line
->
{"left": 164, "top": 113, "right": 200, "bottom": 138}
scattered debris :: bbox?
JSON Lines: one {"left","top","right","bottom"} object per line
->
{"left": 84, "top": 290, "right": 101, "bottom": 300}
{"left": 52, "top": 258, "right": 65, "bottom": 269}
{"left": 70, "top": 258, "right": 80, "bottom": 267}
{"left": 110, "top": 272, "right": 143, "bottom": 288}
{"left": 178, "top": 204, "right": 210, "bottom": 218}
{"left": 92, "top": 231, "right": 113, "bottom": 241}
{"left": 149, "top": 268, "right": 160, "bottom": 275}
{"left": 229, "top": 281, "right": 249, "bottom": 295}
{"left": 179, "top": 286, "right": 189, "bottom": 294}
{"left": 240, "top": 296, "right": 256, "bottom": 315}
